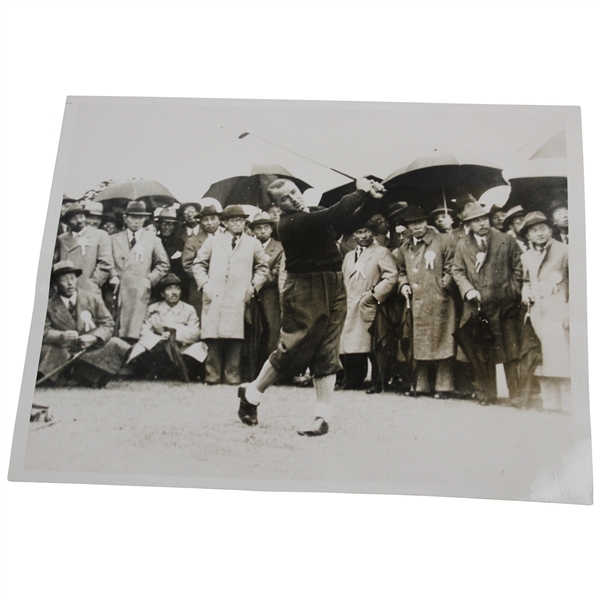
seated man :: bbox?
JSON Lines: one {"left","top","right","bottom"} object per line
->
{"left": 128, "top": 273, "right": 207, "bottom": 381}
{"left": 38, "top": 260, "right": 130, "bottom": 387}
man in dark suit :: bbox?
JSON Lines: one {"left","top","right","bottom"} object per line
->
{"left": 39, "top": 261, "right": 130, "bottom": 387}
{"left": 248, "top": 212, "right": 284, "bottom": 364}
{"left": 451, "top": 203, "right": 523, "bottom": 405}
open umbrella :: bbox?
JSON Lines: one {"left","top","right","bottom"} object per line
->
{"left": 505, "top": 130, "right": 567, "bottom": 216}
{"left": 382, "top": 154, "right": 507, "bottom": 215}
{"left": 203, "top": 164, "right": 312, "bottom": 211}
{"left": 94, "top": 179, "right": 177, "bottom": 213}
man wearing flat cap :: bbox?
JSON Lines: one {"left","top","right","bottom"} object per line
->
{"left": 55, "top": 202, "right": 114, "bottom": 296}
{"left": 339, "top": 220, "right": 398, "bottom": 391}
{"left": 249, "top": 211, "right": 284, "bottom": 363}
{"left": 39, "top": 261, "right": 130, "bottom": 387}
{"left": 394, "top": 206, "right": 457, "bottom": 397}
{"left": 128, "top": 273, "right": 205, "bottom": 380}
{"left": 428, "top": 205, "right": 454, "bottom": 234}
{"left": 109, "top": 200, "right": 170, "bottom": 341}
{"left": 451, "top": 202, "right": 523, "bottom": 405}
{"left": 192, "top": 205, "right": 270, "bottom": 385}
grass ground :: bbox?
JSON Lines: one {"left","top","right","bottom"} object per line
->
{"left": 23, "top": 380, "right": 588, "bottom": 502}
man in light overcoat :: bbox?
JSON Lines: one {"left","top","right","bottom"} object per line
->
{"left": 109, "top": 200, "right": 170, "bottom": 341}
{"left": 55, "top": 202, "right": 114, "bottom": 295}
{"left": 339, "top": 221, "right": 397, "bottom": 390}
{"left": 192, "top": 205, "right": 269, "bottom": 385}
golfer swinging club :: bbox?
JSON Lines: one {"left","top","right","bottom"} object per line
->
{"left": 238, "top": 177, "right": 386, "bottom": 436}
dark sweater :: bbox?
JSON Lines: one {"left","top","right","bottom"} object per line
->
{"left": 278, "top": 190, "right": 368, "bottom": 273}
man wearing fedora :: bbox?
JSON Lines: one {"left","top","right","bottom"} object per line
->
{"left": 39, "top": 260, "right": 130, "bottom": 387}
{"left": 236, "top": 178, "right": 385, "bottom": 436}
{"left": 395, "top": 206, "right": 457, "bottom": 397}
{"left": 248, "top": 211, "right": 284, "bottom": 364}
{"left": 109, "top": 200, "right": 170, "bottom": 342}
{"left": 339, "top": 220, "right": 398, "bottom": 391}
{"left": 182, "top": 203, "right": 222, "bottom": 318}
{"left": 520, "top": 211, "right": 570, "bottom": 411}
{"left": 192, "top": 205, "right": 270, "bottom": 385}
{"left": 55, "top": 202, "right": 114, "bottom": 296}
{"left": 451, "top": 202, "right": 523, "bottom": 405}
{"left": 128, "top": 273, "right": 205, "bottom": 380}
{"left": 156, "top": 207, "right": 186, "bottom": 295}
{"left": 503, "top": 205, "right": 529, "bottom": 252}
{"left": 450, "top": 194, "right": 478, "bottom": 245}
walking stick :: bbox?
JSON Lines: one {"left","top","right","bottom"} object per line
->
{"left": 36, "top": 349, "right": 87, "bottom": 386}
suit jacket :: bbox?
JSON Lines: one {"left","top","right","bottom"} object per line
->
{"left": 192, "top": 232, "right": 269, "bottom": 339}
{"left": 56, "top": 226, "right": 114, "bottom": 293}
{"left": 452, "top": 228, "right": 523, "bottom": 363}
{"left": 39, "top": 290, "right": 115, "bottom": 375}
{"left": 139, "top": 300, "right": 201, "bottom": 347}
{"left": 340, "top": 241, "right": 397, "bottom": 354}
{"left": 111, "top": 229, "right": 170, "bottom": 339}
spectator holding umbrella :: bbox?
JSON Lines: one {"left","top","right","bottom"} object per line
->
{"left": 488, "top": 204, "right": 507, "bottom": 231}
{"left": 428, "top": 205, "right": 454, "bottom": 234}
{"left": 395, "top": 206, "right": 457, "bottom": 397}
{"left": 451, "top": 203, "right": 523, "bottom": 405}
{"left": 520, "top": 211, "right": 570, "bottom": 411}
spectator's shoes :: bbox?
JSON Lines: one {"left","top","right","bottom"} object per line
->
{"left": 237, "top": 385, "right": 258, "bottom": 426}
{"left": 297, "top": 417, "right": 329, "bottom": 437}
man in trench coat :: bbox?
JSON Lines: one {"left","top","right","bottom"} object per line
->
{"left": 339, "top": 221, "right": 397, "bottom": 390}
{"left": 109, "top": 200, "right": 170, "bottom": 341}
{"left": 395, "top": 206, "right": 457, "bottom": 396}
{"left": 451, "top": 203, "right": 523, "bottom": 405}
{"left": 192, "top": 205, "right": 269, "bottom": 385}
{"left": 55, "top": 203, "right": 114, "bottom": 296}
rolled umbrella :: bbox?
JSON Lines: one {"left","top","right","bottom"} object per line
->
{"left": 383, "top": 154, "right": 507, "bottom": 215}
{"left": 203, "top": 164, "right": 312, "bottom": 211}
{"left": 94, "top": 179, "right": 177, "bottom": 213}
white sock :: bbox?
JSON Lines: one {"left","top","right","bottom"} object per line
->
{"left": 244, "top": 383, "right": 264, "bottom": 406}
{"left": 313, "top": 402, "right": 332, "bottom": 422}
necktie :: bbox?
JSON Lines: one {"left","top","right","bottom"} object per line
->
{"left": 355, "top": 246, "right": 363, "bottom": 262}
{"left": 129, "top": 233, "right": 136, "bottom": 249}
{"left": 478, "top": 237, "right": 487, "bottom": 253}
{"left": 68, "top": 300, "right": 76, "bottom": 318}
{"left": 231, "top": 235, "right": 238, "bottom": 250}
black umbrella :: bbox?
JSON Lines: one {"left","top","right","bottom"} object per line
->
{"left": 382, "top": 154, "right": 508, "bottom": 215}
{"left": 94, "top": 179, "right": 177, "bottom": 213}
{"left": 203, "top": 164, "right": 312, "bottom": 211}
{"left": 319, "top": 175, "right": 382, "bottom": 208}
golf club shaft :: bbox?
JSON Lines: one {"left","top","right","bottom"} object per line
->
{"left": 239, "top": 132, "right": 357, "bottom": 181}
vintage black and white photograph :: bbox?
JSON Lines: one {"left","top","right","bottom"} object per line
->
{"left": 8, "top": 96, "right": 592, "bottom": 504}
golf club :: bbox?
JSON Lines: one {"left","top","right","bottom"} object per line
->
{"left": 238, "top": 131, "right": 357, "bottom": 181}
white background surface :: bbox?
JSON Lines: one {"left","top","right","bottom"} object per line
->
{"left": 1, "top": 1, "right": 598, "bottom": 599}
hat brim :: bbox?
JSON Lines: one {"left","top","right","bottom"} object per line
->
{"left": 52, "top": 267, "right": 82, "bottom": 279}
{"left": 250, "top": 219, "right": 274, "bottom": 226}
{"left": 220, "top": 213, "right": 249, "bottom": 220}
{"left": 61, "top": 208, "right": 90, "bottom": 222}
{"left": 125, "top": 212, "right": 152, "bottom": 217}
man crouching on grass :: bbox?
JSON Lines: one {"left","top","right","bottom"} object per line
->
{"left": 238, "top": 177, "right": 386, "bottom": 436}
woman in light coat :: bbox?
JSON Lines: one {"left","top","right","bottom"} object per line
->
{"left": 520, "top": 212, "right": 570, "bottom": 411}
